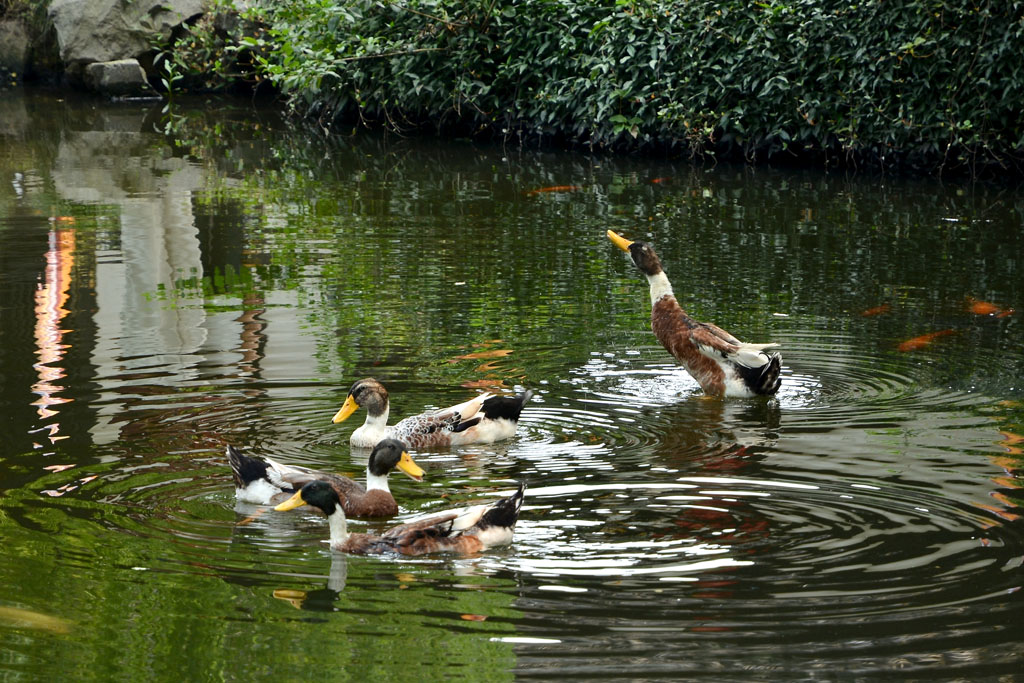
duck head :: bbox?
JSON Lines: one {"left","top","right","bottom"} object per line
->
{"left": 607, "top": 230, "right": 665, "bottom": 277}
{"left": 369, "top": 438, "right": 424, "bottom": 481}
{"left": 332, "top": 378, "right": 389, "bottom": 423}
{"left": 275, "top": 479, "right": 341, "bottom": 515}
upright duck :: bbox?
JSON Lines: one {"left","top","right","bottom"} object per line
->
{"left": 333, "top": 378, "right": 532, "bottom": 449}
{"left": 607, "top": 230, "right": 782, "bottom": 397}
{"left": 227, "top": 438, "right": 424, "bottom": 517}
{"left": 275, "top": 479, "right": 527, "bottom": 556}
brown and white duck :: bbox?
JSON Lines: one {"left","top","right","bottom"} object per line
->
{"left": 607, "top": 230, "right": 782, "bottom": 397}
{"left": 227, "top": 438, "right": 424, "bottom": 517}
{"left": 332, "top": 378, "right": 532, "bottom": 449}
{"left": 275, "top": 478, "right": 527, "bottom": 556}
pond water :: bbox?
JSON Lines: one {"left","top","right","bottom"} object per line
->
{"left": 1, "top": 90, "right": 1022, "bottom": 680}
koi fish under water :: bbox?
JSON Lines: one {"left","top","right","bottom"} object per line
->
{"left": 897, "top": 329, "right": 956, "bottom": 352}
{"left": 860, "top": 304, "right": 892, "bottom": 317}
{"left": 525, "top": 185, "right": 581, "bottom": 196}
{"left": 966, "top": 297, "right": 1015, "bottom": 318}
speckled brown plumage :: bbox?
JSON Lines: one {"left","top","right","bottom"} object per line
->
{"left": 333, "top": 378, "right": 532, "bottom": 449}
{"left": 337, "top": 513, "right": 487, "bottom": 555}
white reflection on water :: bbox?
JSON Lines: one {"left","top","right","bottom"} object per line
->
{"left": 516, "top": 556, "right": 754, "bottom": 577}
{"left": 31, "top": 228, "right": 75, "bottom": 428}
{"left": 538, "top": 585, "right": 588, "bottom": 593}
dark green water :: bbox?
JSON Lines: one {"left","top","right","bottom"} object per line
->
{"left": 1, "top": 90, "right": 1023, "bottom": 680}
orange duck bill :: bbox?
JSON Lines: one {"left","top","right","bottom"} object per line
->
{"left": 332, "top": 394, "right": 359, "bottom": 423}
{"left": 607, "top": 230, "right": 633, "bottom": 252}
{"left": 396, "top": 450, "right": 425, "bottom": 481}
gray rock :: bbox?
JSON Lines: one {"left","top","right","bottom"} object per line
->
{"left": 48, "top": 0, "right": 204, "bottom": 75}
{"left": 0, "top": 89, "right": 30, "bottom": 138}
{"left": 0, "top": 19, "right": 30, "bottom": 84}
{"left": 84, "top": 59, "right": 158, "bottom": 98}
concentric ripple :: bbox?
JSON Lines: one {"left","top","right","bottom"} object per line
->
{"left": 505, "top": 476, "right": 1024, "bottom": 678}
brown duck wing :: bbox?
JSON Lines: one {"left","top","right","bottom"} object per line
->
{"left": 319, "top": 473, "right": 365, "bottom": 497}
{"left": 689, "top": 323, "right": 741, "bottom": 358}
{"left": 274, "top": 468, "right": 362, "bottom": 496}
{"left": 393, "top": 532, "right": 484, "bottom": 556}
{"left": 381, "top": 512, "right": 460, "bottom": 539}
{"left": 339, "top": 532, "right": 399, "bottom": 555}
{"left": 382, "top": 521, "right": 485, "bottom": 556}
{"left": 699, "top": 322, "right": 742, "bottom": 345}
{"left": 262, "top": 460, "right": 356, "bottom": 491}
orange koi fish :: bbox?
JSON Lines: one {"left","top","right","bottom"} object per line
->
{"left": 966, "top": 297, "right": 1016, "bottom": 318}
{"left": 525, "top": 185, "right": 581, "bottom": 196}
{"left": 451, "top": 349, "right": 513, "bottom": 361}
{"left": 897, "top": 329, "right": 956, "bottom": 352}
{"left": 966, "top": 298, "right": 1001, "bottom": 315}
{"left": 460, "top": 379, "right": 509, "bottom": 391}
{"left": 860, "top": 304, "right": 891, "bottom": 317}
{"left": 650, "top": 177, "right": 672, "bottom": 184}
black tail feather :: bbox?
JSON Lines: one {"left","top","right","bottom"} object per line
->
{"left": 226, "top": 445, "right": 270, "bottom": 488}
{"left": 481, "top": 390, "right": 533, "bottom": 422}
{"left": 451, "top": 416, "right": 483, "bottom": 434}
{"left": 735, "top": 352, "right": 782, "bottom": 396}
{"left": 479, "top": 481, "right": 526, "bottom": 528}
{"left": 753, "top": 353, "right": 782, "bottom": 395}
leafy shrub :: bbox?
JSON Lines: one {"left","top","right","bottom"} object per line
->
{"left": 156, "top": 0, "right": 273, "bottom": 94}
{"left": 239, "top": 0, "right": 1024, "bottom": 175}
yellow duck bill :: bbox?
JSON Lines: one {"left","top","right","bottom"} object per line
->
{"left": 397, "top": 451, "right": 425, "bottom": 481}
{"left": 274, "top": 490, "right": 307, "bottom": 512}
{"left": 607, "top": 229, "right": 634, "bottom": 252}
{"left": 332, "top": 395, "right": 359, "bottom": 423}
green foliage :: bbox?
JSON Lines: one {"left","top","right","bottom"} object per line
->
{"left": 156, "top": 0, "right": 273, "bottom": 95}
{"left": 0, "top": 0, "right": 46, "bottom": 25}
{"left": 238, "top": 0, "right": 1024, "bottom": 173}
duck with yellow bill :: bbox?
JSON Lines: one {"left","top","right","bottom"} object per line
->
{"left": 607, "top": 229, "right": 782, "bottom": 397}
{"left": 276, "top": 477, "right": 527, "bottom": 556}
{"left": 227, "top": 438, "right": 424, "bottom": 517}
{"left": 333, "top": 377, "right": 532, "bottom": 449}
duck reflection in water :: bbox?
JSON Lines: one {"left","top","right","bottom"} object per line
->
{"left": 272, "top": 554, "right": 349, "bottom": 610}
{"left": 644, "top": 397, "right": 779, "bottom": 597}
{"left": 646, "top": 396, "right": 781, "bottom": 471}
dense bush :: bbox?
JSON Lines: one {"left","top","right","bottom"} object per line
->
{"left": 239, "top": 0, "right": 1024, "bottom": 174}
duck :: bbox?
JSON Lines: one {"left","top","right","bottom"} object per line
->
{"left": 607, "top": 230, "right": 782, "bottom": 397}
{"left": 227, "top": 438, "right": 425, "bottom": 517}
{"left": 332, "top": 378, "right": 533, "bottom": 449}
{"left": 275, "top": 478, "right": 527, "bottom": 556}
